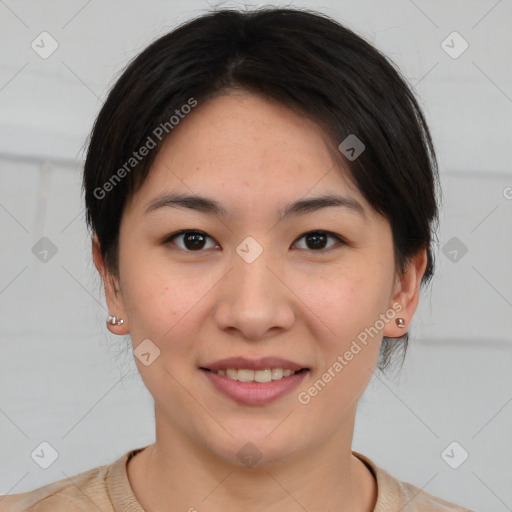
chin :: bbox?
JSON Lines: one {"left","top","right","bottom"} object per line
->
{"left": 198, "top": 423, "right": 307, "bottom": 469}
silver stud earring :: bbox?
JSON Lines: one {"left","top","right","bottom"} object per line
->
{"left": 107, "top": 315, "right": 124, "bottom": 326}
{"left": 395, "top": 318, "right": 405, "bottom": 329}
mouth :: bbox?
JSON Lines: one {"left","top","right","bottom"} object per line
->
{"left": 199, "top": 358, "right": 310, "bottom": 405}
{"left": 200, "top": 367, "right": 309, "bottom": 383}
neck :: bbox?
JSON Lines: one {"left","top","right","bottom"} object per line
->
{"left": 127, "top": 410, "right": 377, "bottom": 512}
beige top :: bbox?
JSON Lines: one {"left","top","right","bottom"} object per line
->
{"left": 0, "top": 446, "right": 473, "bottom": 511}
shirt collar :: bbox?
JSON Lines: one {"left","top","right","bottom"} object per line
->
{"left": 106, "top": 446, "right": 400, "bottom": 512}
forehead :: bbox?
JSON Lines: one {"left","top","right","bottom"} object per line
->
{"left": 126, "top": 91, "right": 368, "bottom": 216}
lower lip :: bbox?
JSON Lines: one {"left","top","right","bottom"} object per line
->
{"left": 201, "top": 369, "right": 309, "bottom": 405}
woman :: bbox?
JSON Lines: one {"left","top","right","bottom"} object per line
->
{"left": 0, "top": 6, "right": 474, "bottom": 512}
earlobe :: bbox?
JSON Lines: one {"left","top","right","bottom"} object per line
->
{"left": 383, "top": 248, "right": 428, "bottom": 338}
{"left": 92, "top": 234, "right": 130, "bottom": 335}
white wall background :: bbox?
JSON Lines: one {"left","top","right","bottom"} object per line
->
{"left": 1, "top": 1, "right": 511, "bottom": 510}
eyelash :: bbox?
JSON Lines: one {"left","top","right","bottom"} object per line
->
{"left": 163, "top": 229, "right": 347, "bottom": 253}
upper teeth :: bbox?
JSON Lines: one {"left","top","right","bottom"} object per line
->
{"left": 215, "top": 368, "right": 297, "bottom": 382}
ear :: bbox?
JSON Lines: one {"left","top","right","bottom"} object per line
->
{"left": 383, "top": 247, "right": 428, "bottom": 338}
{"left": 92, "top": 234, "right": 129, "bottom": 335}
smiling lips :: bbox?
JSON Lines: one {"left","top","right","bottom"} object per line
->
{"left": 213, "top": 367, "right": 300, "bottom": 383}
{"left": 202, "top": 356, "right": 308, "bottom": 372}
{"left": 201, "top": 356, "right": 308, "bottom": 382}
{"left": 200, "top": 356, "right": 310, "bottom": 405}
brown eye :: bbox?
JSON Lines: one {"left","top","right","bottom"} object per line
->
{"left": 293, "top": 231, "right": 344, "bottom": 251}
{"left": 166, "top": 230, "right": 218, "bottom": 251}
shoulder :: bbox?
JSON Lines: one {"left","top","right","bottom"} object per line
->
{"left": 391, "top": 478, "right": 474, "bottom": 511}
{"left": 0, "top": 461, "right": 113, "bottom": 512}
{"left": 352, "top": 451, "right": 475, "bottom": 511}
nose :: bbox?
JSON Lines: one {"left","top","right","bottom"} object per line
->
{"left": 213, "top": 248, "right": 295, "bottom": 341}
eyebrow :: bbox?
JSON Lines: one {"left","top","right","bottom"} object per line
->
{"left": 143, "top": 192, "right": 365, "bottom": 220}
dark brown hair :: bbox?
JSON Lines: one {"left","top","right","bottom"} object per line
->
{"left": 83, "top": 6, "right": 440, "bottom": 372}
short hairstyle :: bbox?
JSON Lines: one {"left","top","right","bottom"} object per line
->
{"left": 83, "top": 7, "right": 440, "bottom": 372}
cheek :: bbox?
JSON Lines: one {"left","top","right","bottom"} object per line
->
{"left": 303, "top": 261, "right": 392, "bottom": 341}
{"left": 120, "top": 253, "right": 218, "bottom": 342}
{"left": 301, "top": 270, "right": 389, "bottom": 401}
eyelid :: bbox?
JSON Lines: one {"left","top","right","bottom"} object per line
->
{"left": 163, "top": 229, "right": 347, "bottom": 252}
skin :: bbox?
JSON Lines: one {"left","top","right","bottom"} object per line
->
{"left": 93, "top": 90, "right": 427, "bottom": 512}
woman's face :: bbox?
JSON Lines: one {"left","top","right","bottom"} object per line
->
{"left": 99, "top": 90, "right": 422, "bottom": 466}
